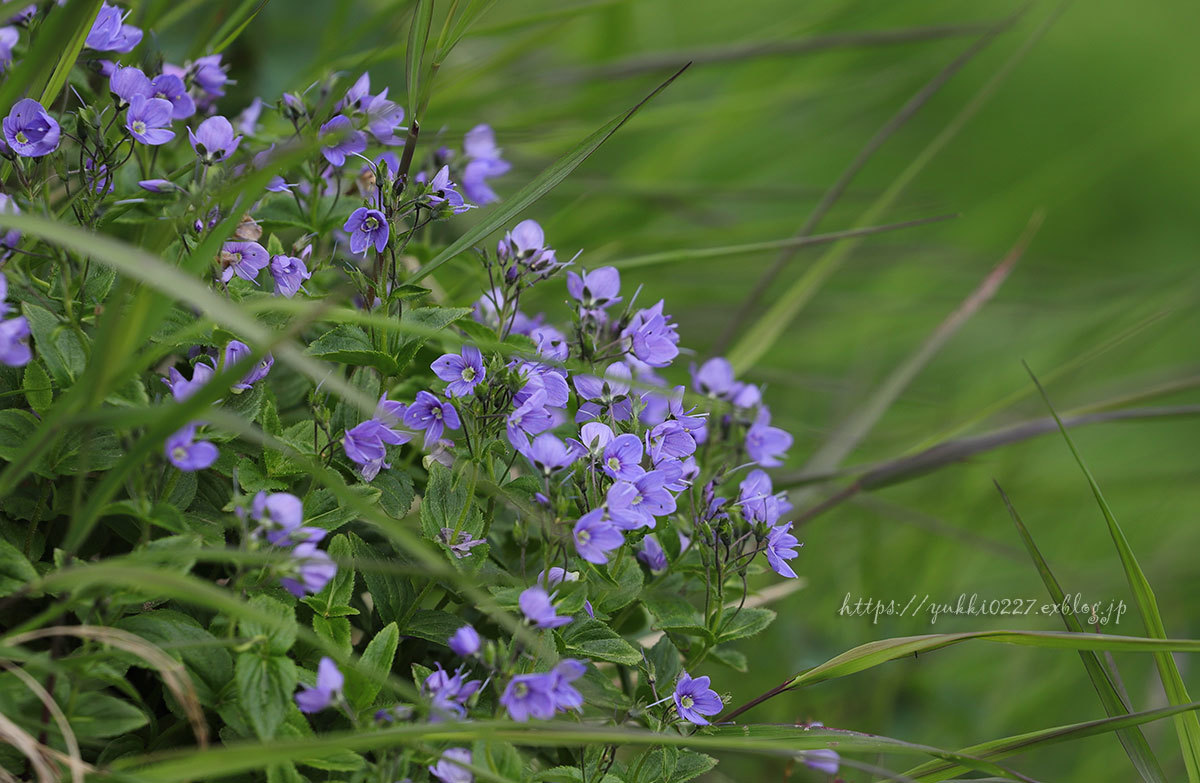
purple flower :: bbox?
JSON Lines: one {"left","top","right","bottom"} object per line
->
{"left": 237, "top": 97, "right": 264, "bottom": 135}
{"left": 162, "top": 360, "right": 214, "bottom": 401}
{"left": 404, "top": 391, "right": 461, "bottom": 448}
{"left": 607, "top": 471, "right": 676, "bottom": 530}
{"left": 423, "top": 664, "right": 482, "bottom": 720}
{"left": 738, "top": 469, "right": 792, "bottom": 527}
{"left": 247, "top": 491, "right": 308, "bottom": 545}
{"left": 109, "top": 65, "right": 151, "bottom": 106}
{"left": 505, "top": 390, "right": 554, "bottom": 451}
{"left": 319, "top": 115, "right": 367, "bottom": 167}
{"left": 3, "top": 99, "right": 59, "bottom": 157}
{"left": 86, "top": 3, "right": 142, "bottom": 53}
{"left": 601, "top": 433, "right": 644, "bottom": 481}
{"left": 281, "top": 541, "right": 337, "bottom": 597}
{"left": 647, "top": 420, "right": 696, "bottom": 462}
{"left": 365, "top": 89, "right": 405, "bottom": 145}
{"left": 190, "top": 54, "right": 228, "bottom": 105}
{"left": 222, "top": 340, "right": 273, "bottom": 389}
{"left": 803, "top": 749, "right": 840, "bottom": 775}
{"left": 572, "top": 509, "right": 624, "bottom": 565}
{"left": 691, "top": 357, "right": 736, "bottom": 399}
{"left": 295, "top": 657, "right": 343, "bottom": 713}
{"left": 500, "top": 672, "right": 556, "bottom": 721}
{"left": 0, "top": 316, "right": 31, "bottom": 366}
{"left": 440, "top": 527, "right": 486, "bottom": 558}
{"left": 523, "top": 432, "right": 576, "bottom": 475}
{"left": 429, "top": 748, "right": 473, "bottom": 783}
{"left": 219, "top": 241, "right": 269, "bottom": 284}
{"left": 448, "top": 625, "right": 481, "bottom": 657}
{"left": 0, "top": 194, "right": 19, "bottom": 260}
{"left": 189, "top": 116, "right": 241, "bottom": 164}
{"left": 164, "top": 423, "right": 218, "bottom": 471}
{"left": 343, "top": 207, "right": 389, "bottom": 255}
{"left": 431, "top": 344, "right": 485, "bottom": 397}
{"left": 138, "top": 179, "right": 177, "bottom": 193}
{"left": 549, "top": 658, "right": 586, "bottom": 712}
{"left": 623, "top": 301, "right": 679, "bottom": 368}
{"left": 460, "top": 124, "right": 510, "bottom": 204}
{"left": 337, "top": 72, "right": 371, "bottom": 113}
{"left": 515, "top": 361, "right": 569, "bottom": 408}
{"left": 343, "top": 394, "right": 412, "bottom": 480}
{"left": 531, "top": 325, "right": 568, "bottom": 362}
{"left": 420, "top": 165, "right": 470, "bottom": 214}
{"left": 574, "top": 362, "right": 633, "bottom": 422}
{"left": 566, "top": 266, "right": 621, "bottom": 310}
{"left": 150, "top": 74, "right": 195, "bottom": 120}
{"left": 637, "top": 535, "right": 667, "bottom": 572}
{"left": 673, "top": 671, "right": 722, "bottom": 725}
{"left": 745, "top": 407, "right": 792, "bottom": 467}
{"left": 519, "top": 586, "right": 571, "bottom": 629}
{"left": 571, "top": 421, "right": 613, "bottom": 461}
{"left": 0, "top": 27, "right": 18, "bottom": 72}
{"left": 765, "top": 521, "right": 801, "bottom": 579}
{"left": 270, "top": 254, "right": 311, "bottom": 297}
{"left": 125, "top": 94, "right": 175, "bottom": 146}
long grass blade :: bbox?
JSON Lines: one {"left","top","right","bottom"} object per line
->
{"left": 1025, "top": 363, "right": 1200, "bottom": 782}
{"left": 409, "top": 62, "right": 691, "bottom": 283}
{"left": 726, "top": 4, "right": 1064, "bottom": 372}
{"left": 996, "top": 482, "right": 1166, "bottom": 783}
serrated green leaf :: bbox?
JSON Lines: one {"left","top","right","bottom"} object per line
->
{"left": 561, "top": 618, "right": 642, "bottom": 665}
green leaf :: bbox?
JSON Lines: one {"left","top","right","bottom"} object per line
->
{"left": 403, "top": 609, "right": 467, "bottom": 645}
{"left": 472, "top": 739, "right": 524, "bottom": 782}
{"left": 0, "top": 410, "right": 41, "bottom": 467}
{"left": 716, "top": 607, "right": 776, "bottom": 643}
{"left": 22, "top": 360, "right": 52, "bottom": 414}
{"left": 347, "top": 532, "right": 414, "bottom": 626}
{"left": 22, "top": 302, "right": 86, "bottom": 384}
{"left": 306, "top": 324, "right": 399, "bottom": 375}
{"left": 630, "top": 748, "right": 716, "bottom": 783}
{"left": 0, "top": 536, "right": 37, "bottom": 597}
{"left": 67, "top": 691, "right": 148, "bottom": 740}
{"left": 642, "top": 593, "right": 712, "bottom": 643}
{"left": 115, "top": 609, "right": 234, "bottom": 707}
{"left": 301, "top": 534, "right": 357, "bottom": 618}
{"left": 646, "top": 636, "right": 681, "bottom": 693}
{"left": 345, "top": 622, "right": 399, "bottom": 710}
{"left": 393, "top": 307, "right": 473, "bottom": 371}
{"left": 410, "top": 63, "right": 690, "bottom": 283}
{"left": 240, "top": 595, "right": 298, "bottom": 655}
{"left": 560, "top": 619, "right": 642, "bottom": 665}
{"left": 312, "top": 616, "right": 353, "bottom": 659}
{"left": 235, "top": 653, "right": 298, "bottom": 741}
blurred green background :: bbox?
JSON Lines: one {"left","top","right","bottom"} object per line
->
{"left": 200, "top": 0, "right": 1200, "bottom": 778}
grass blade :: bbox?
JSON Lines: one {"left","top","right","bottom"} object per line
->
{"left": 1025, "top": 362, "right": 1200, "bottom": 782}
{"left": 800, "top": 213, "right": 1038, "bottom": 479}
{"left": 996, "top": 482, "right": 1166, "bottom": 783}
{"left": 726, "top": 4, "right": 1064, "bottom": 372}
{"left": 608, "top": 213, "right": 956, "bottom": 270}
{"left": 409, "top": 62, "right": 691, "bottom": 283}
{"left": 904, "top": 701, "right": 1200, "bottom": 782}
{"left": 406, "top": 0, "right": 435, "bottom": 118}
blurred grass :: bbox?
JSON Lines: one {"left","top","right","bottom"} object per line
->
{"left": 194, "top": 0, "right": 1200, "bottom": 778}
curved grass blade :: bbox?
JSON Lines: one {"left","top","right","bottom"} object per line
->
{"left": 406, "top": 0, "right": 435, "bottom": 118}
{"left": 408, "top": 62, "right": 691, "bottom": 283}
{"left": 996, "top": 482, "right": 1166, "bottom": 783}
{"left": 791, "top": 630, "right": 1200, "bottom": 690}
{"left": 208, "top": 0, "right": 270, "bottom": 54}
{"left": 1025, "top": 363, "right": 1200, "bottom": 782}
{"left": 799, "top": 214, "right": 1037, "bottom": 481}
{"left": 904, "top": 701, "right": 1200, "bottom": 782}
{"left": 114, "top": 721, "right": 1039, "bottom": 783}
{"left": 608, "top": 214, "right": 956, "bottom": 270}
{"left": 0, "top": 0, "right": 102, "bottom": 112}
{"left": 726, "top": 4, "right": 1064, "bottom": 372}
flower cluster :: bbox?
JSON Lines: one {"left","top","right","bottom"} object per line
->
{"left": 0, "top": 5, "right": 818, "bottom": 781}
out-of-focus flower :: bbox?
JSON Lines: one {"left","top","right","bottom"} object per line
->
{"left": 429, "top": 747, "right": 473, "bottom": 783}
{"left": 637, "top": 534, "right": 668, "bottom": 573}
{"left": 222, "top": 340, "right": 273, "bottom": 390}
{"left": 448, "top": 625, "right": 481, "bottom": 657}
{"left": 164, "top": 423, "right": 217, "bottom": 471}
{"left": 745, "top": 407, "right": 792, "bottom": 467}
{"left": 86, "top": 3, "right": 142, "bottom": 52}
{"left": 518, "top": 586, "right": 571, "bottom": 629}
{"left": 319, "top": 115, "right": 367, "bottom": 167}
{"left": 460, "top": 124, "right": 509, "bottom": 204}
{"left": 295, "top": 657, "right": 343, "bottom": 713}
{"left": 281, "top": 541, "right": 337, "bottom": 597}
